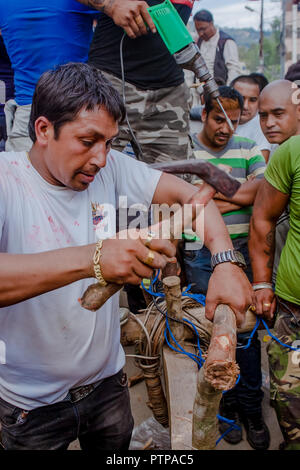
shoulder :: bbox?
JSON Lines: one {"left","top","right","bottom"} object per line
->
{"left": 231, "top": 135, "right": 257, "bottom": 150}
{"left": 219, "top": 30, "right": 235, "bottom": 42}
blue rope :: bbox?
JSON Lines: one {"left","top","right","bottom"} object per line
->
{"left": 140, "top": 271, "right": 300, "bottom": 446}
{"left": 260, "top": 318, "right": 300, "bottom": 351}
{"left": 216, "top": 415, "right": 241, "bottom": 446}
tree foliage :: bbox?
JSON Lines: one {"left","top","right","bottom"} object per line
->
{"left": 238, "top": 17, "right": 281, "bottom": 81}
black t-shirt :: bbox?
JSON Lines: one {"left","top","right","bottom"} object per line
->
{"left": 88, "top": 1, "right": 191, "bottom": 90}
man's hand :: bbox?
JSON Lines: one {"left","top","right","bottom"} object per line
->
{"left": 99, "top": 230, "right": 176, "bottom": 285}
{"left": 85, "top": 0, "right": 156, "bottom": 38}
{"left": 254, "top": 288, "right": 276, "bottom": 321}
{"left": 205, "top": 263, "right": 255, "bottom": 327}
{"left": 214, "top": 199, "right": 242, "bottom": 214}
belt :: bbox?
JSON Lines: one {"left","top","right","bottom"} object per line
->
{"left": 65, "top": 378, "right": 105, "bottom": 403}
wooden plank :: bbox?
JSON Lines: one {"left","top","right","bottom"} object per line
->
{"left": 163, "top": 345, "right": 198, "bottom": 450}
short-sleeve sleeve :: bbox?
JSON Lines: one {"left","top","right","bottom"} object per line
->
{"left": 264, "top": 139, "right": 294, "bottom": 194}
{"left": 106, "top": 150, "right": 162, "bottom": 209}
{"left": 247, "top": 144, "right": 266, "bottom": 179}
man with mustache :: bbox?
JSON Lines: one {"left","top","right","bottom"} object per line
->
{"left": 183, "top": 86, "right": 269, "bottom": 449}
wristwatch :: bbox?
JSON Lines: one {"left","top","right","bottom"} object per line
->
{"left": 211, "top": 250, "right": 247, "bottom": 270}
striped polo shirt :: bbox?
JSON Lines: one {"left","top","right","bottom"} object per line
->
{"left": 191, "top": 134, "right": 266, "bottom": 239}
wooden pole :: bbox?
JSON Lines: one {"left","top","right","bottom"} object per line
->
{"left": 163, "top": 276, "right": 185, "bottom": 344}
{"left": 192, "top": 304, "right": 239, "bottom": 450}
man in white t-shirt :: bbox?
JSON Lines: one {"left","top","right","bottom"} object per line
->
{"left": 231, "top": 75, "right": 272, "bottom": 163}
{"left": 0, "top": 63, "right": 253, "bottom": 450}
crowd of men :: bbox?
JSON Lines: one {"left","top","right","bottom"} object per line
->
{"left": 0, "top": 0, "right": 299, "bottom": 452}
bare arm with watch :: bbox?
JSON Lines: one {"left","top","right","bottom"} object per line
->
{"left": 248, "top": 179, "right": 289, "bottom": 320}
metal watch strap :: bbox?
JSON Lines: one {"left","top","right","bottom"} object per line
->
{"left": 211, "top": 249, "right": 246, "bottom": 270}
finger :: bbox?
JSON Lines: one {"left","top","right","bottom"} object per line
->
{"left": 204, "top": 301, "right": 217, "bottom": 322}
{"left": 142, "top": 238, "right": 176, "bottom": 259}
{"left": 139, "top": 4, "right": 157, "bottom": 33}
{"left": 123, "top": 25, "right": 138, "bottom": 39}
{"left": 189, "top": 184, "right": 216, "bottom": 207}
{"left": 133, "top": 14, "right": 147, "bottom": 35}
{"left": 137, "top": 247, "right": 168, "bottom": 271}
{"left": 128, "top": 17, "right": 142, "bottom": 37}
{"left": 269, "top": 298, "right": 277, "bottom": 320}
{"left": 230, "top": 308, "right": 245, "bottom": 328}
{"left": 132, "top": 262, "right": 154, "bottom": 281}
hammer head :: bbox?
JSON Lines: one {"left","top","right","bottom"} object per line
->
{"left": 150, "top": 159, "right": 241, "bottom": 198}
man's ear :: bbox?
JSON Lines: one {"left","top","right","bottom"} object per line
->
{"left": 296, "top": 104, "right": 300, "bottom": 122}
{"left": 202, "top": 109, "right": 207, "bottom": 123}
{"left": 34, "top": 116, "right": 53, "bottom": 146}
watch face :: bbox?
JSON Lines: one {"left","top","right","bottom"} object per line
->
{"left": 234, "top": 250, "right": 246, "bottom": 267}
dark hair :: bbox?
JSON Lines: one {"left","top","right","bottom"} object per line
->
{"left": 204, "top": 85, "right": 244, "bottom": 115}
{"left": 29, "top": 62, "right": 126, "bottom": 142}
{"left": 230, "top": 74, "right": 261, "bottom": 89}
{"left": 193, "top": 9, "right": 213, "bottom": 23}
{"left": 249, "top": 72, "right": 269, "bottom": 91}
{"left": 285, "top": 61, "right": 300, "bottom": 84}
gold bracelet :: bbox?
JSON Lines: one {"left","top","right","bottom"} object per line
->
{"left": 93, "top": 240, "right": 107, "bottom": 287}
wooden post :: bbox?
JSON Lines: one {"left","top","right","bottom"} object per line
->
{"left": 204, "top": 305, "right": 239, "bottom": 391}
{"left": 192, "top": 304, "right": 239, "bottom": 450}
{"left": 192, "top": 368, "right": 222, "bottom": 450}
{"left": 162, "top": 276, "right": 184, "bottom": 344}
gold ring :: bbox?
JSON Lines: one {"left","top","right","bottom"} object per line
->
{"left": 263, "top": 302, "right": 271, "bottom": 308}
{"left": 144, "top": 231, "right": 156, "bottom": 248}
{"left": 135, "top": 15, "right": 144, "bottom": 25}
{"left": 249, "top": 305, "right": 256, "bottom": 313}
{"left": 143, "top": 249, "right": 155, "bottom": 267}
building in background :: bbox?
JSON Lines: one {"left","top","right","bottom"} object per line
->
{"left": 283, "top": 0, "right": 300, "bottom": 73}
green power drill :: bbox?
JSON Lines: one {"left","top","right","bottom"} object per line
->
{"left": 147, "top": 0, "right": 234, "bottom": 131}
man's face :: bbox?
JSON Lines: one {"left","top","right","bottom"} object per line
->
{"left": 194, "top": 20, "right": 215, "bottom": 41}
{"left": 41, "top": 107, "right": 119, "bottom": 191}
{"left": 202, "top": 106, "right": 241, "bottom": 149}
{"left": 233, "top": 81, "right": 260, "bottom": 125}
{"left": 259, "top": 94, "right": 298, "bottom": 144}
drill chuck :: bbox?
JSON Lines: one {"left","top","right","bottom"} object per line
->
{"left": 173, "top": 43, "right": 220, "bottom": 99}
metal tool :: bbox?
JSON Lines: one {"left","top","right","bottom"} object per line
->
{"left": 147, "top": 0, "right": 234, "bottom": 131}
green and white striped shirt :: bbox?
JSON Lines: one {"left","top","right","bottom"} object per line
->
{"left": 192, "top": 134, "right": 266, "bottom": 239}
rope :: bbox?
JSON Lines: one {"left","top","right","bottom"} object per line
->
{"left": 140, "top": 270, "right": 300, "bottom": 445}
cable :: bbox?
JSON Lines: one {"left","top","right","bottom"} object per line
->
{"left": 260, "top": 318, "right": 300, "bottom": 352}
{"left": 120, "top": 33, "right": 144, "bottom": 160}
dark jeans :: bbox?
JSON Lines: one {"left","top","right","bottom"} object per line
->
{"left": 183, "top": 240, "right": 264, "bottom": 416}
{"left": 0, "top": 369, "right": 134, "bottom": 450}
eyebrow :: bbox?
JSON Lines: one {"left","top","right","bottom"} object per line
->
{"left": 259, "top": 107, "right": 285, "bottom": 114}
{"left": 78, "top": 129, "right": 119, "bottom": 139}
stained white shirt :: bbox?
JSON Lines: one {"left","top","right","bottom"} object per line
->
{"left": 0, "top": 150, "right": 161, "bottom": 409}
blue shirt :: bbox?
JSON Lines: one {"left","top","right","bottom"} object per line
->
{"left": 0, "top": 1, "right": 99, "bottom": 105}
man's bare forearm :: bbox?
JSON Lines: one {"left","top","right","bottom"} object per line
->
{"left": 248, "top": 217, "right": 276, "bottom": 283}
{"left": 77, "top": 0, "right": 113, "bottom": 12}
{"left": 0, "top": 246, "right": 94, "bottom": 307}
{"left": 201, "top": 200, "right": 233, "bottom": 253}
{"left": 216, "top": 179, "right": 262, "bottom": 206}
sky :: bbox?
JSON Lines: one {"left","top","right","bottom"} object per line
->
{"left": 191, "top": 0, "right": 282, "bottom": 30}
